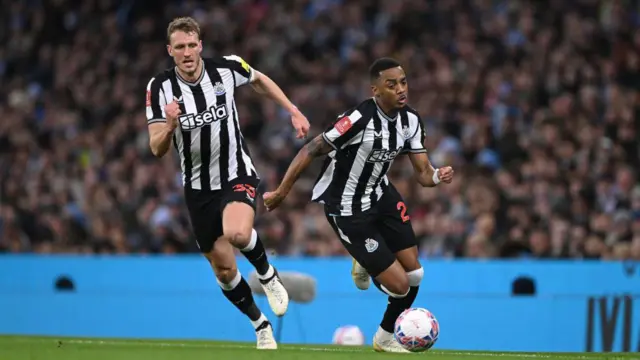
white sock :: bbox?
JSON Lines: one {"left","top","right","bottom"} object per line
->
{"left": 241, "top": 229, "right": 258, "bottom": 252}
{"left": 250, "top": 313, "right": 268, "bottom": 329}
{"left": 376, "top": 326, "right": 394, "bottom": 341}
{"left": 257, "top": 264, "right": 275, "bottom": 281}
{"left": 216, "top": 270, "right": 242, "bottom": 290}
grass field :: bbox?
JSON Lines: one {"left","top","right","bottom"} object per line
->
{"left": 0, "top": 336, "right": 635, "bottom": 360}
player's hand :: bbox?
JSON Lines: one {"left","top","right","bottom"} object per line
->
{"left": 263, "top": 189, "right": 287, "bottom": 211}
{"left": 290, "top": 107, "right": 310, "bottom": 139}
{"left": 438, "top": 166, "right": 454, "bottom": 184}
{"left": 164, "top": 97, "right": 182, "bottom": 130}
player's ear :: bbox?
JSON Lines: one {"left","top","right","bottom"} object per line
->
{"left": 371, "top": 84, "right": 379, "bottom": 98}
{"left": 167, "top": 45, "right": 173, "bottom": 56}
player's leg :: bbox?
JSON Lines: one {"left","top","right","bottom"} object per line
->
{"left": 371, "top": 188, "right": 424, "bottom": 351}
{"left": 184, "top": 188, "right": 276, "bottom": 350}
{"left": 206, "top": 237, "right": 276, "bottom": 349}
{"left": 326, "top": 212, "right": 411, "bottom": 353}
{"left": 364, "top": 185, "right": 424, "bottom": 352}
{"left": 221, "top": 178, "right": 289, "bottom": 316}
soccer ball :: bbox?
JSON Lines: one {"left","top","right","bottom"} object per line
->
{"left": 394, "top": 308, "right": 439, "bottom": 352}
{"left": 332, "top": 325, "right": 365, "bottom": 346}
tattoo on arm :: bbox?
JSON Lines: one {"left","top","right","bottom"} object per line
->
{"left": 306, "top": 135, "right": 333, "bottom": 157}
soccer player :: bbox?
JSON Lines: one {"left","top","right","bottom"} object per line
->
{"left": 145, "top": 17, "right": 310, "bottom": 350}
{"left": 263, "top": 58, "right": 454, "bottom": 353}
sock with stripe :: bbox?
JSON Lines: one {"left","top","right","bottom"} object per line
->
{"left": 240, "top": 229, "right": 271, "bottom": 276}
{"left": 218, "top": 270, "right": 266, "bottom": 328}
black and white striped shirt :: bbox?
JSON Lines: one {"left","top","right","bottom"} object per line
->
{"left": 312, "top": 99, "right": 426, "bottom": 216}
{"left": 145, "top": 56, "right": 258, "bottom": 190}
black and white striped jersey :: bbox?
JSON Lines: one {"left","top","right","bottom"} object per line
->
{"left": 145, "top": 56, "right": 258, "bottom": 191}
{"left": 312, "top": 98, "right": 426, "bottom": 216}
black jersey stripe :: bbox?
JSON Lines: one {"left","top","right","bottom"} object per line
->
{"left": 191, "top": 80, "right": 211, "bottom": 190}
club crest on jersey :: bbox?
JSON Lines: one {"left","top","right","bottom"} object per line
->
{"left": 213, "top": 82, "right": 226, "bottom": 96}
{"left": 365, "top": 238, "right": 379, "bottom": 253}
{"left": 402, "top": 125, "right": 411, "bottom": 139}
{"left": 334, "top": 116, "right": 352, "bottom": 135}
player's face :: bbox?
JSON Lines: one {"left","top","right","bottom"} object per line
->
{"left": 372, "top": 67, "right": 408, "bottom": 109}
{"left": 167, "top": 31, "right": 202, "bottom": 75}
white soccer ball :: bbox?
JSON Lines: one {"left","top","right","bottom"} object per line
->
{"left": 394, "top": 307, "right": 440, "bottom": 352}
{"left": 332, "top": 325, "right": 365, "bottom": 346}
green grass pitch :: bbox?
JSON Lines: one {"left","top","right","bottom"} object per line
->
{"left": 0, "top": 336, "right": 635, "bottom": 360}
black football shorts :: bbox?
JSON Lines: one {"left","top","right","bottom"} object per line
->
{"left": 184, "top": 176, "right": 260, "bottom": 253}
{"left": 325, "top": 184, "right": 418, "bottom": 277}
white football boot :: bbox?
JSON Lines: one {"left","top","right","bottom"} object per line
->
{"left": 372, "top": 328, "right": 411, "bottom": 353}
{"left": 259, "top": 266, "right": 289, "bottom": 316}
{"left": 256, "top": 322, "right": 278, "bottom": 350}
{"left": 351, "top": 258, "right": 370, "bottom": 290}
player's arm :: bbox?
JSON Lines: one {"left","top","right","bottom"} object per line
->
{"left": 275, "top": 135, "right": 333, "bottom": 195}
{"left": 146, "top": 78, "right": 179, "bottom": 158}
{"left": 263, "top": 111, "right": 365, "bottom": 211}
{"left": 405, "top": 117, "right": 454, "bottom": 187}
{"left": 224, "top": 55, "right": 309, "bottom": 138}
{"left": 408, "top": 152, "right": 441, "bottom": 187}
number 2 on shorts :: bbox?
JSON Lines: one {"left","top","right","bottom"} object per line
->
{"left": 396, "top": 201, "right": 410, "bottom": 223}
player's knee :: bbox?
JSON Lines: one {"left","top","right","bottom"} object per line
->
{"left": 406, "top": 267, "right": 424, "bottom": 287}
{"left": 226, "top": 230, "right": 251, "bottom": 248}
{"left": 382, "top": 275, "right": 410, "bottom": 298}
{"left": 214, "top": 264, "right": 238, "bottom": 285}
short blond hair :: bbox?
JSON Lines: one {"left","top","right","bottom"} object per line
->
{"left": 167, "top": 17, "right": 201, "bottom": 43}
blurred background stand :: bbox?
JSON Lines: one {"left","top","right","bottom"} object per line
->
{"left": 248, "top": 270, "right": 317, "bottom": 343}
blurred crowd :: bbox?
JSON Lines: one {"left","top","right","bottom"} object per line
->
{"left": 1, "top": 0, "right": 639, "bottom": 260}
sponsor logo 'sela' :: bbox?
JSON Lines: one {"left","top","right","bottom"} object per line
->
{"left": 179, "top": 104, "right": 229, "bottom": 130}
{"left": 367, "top": 148, "right": 402, "bottom": 163}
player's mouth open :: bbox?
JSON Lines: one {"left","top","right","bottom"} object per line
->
{"left": 398, "top": 95, "right": 407, "bottom": 103}
{"left": 184, "top": 60, "right": 194, "bottom": 65}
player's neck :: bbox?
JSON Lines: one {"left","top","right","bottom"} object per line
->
{"left": 375, "top": 99, "right": 399, "bottom": 119}
{"left": 176, "top": 58, "right": 203, "bottom": 83}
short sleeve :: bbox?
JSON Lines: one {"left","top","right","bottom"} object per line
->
{"left": 146, "top": 77, "right": 167, "bottom": 124}
{"left": 322, "top": 109, "right": 366, "bottom": 150}
{"left": 404, "top": 111, "right": 427, "bottom": 153}
{"left": 223, "top": 55, "right": 255, "bottom": 87}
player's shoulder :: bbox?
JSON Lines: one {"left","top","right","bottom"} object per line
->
{"left": 146, "top": 68, "right": 174, "bottom": 90}
{"left": 203, "top": 55, "right": 251, "bottom": 71}
{"left": 402, "top": 105, "right": 421, "bottom": 119}
{"left": 341, "top": 98, "right": 377, "bottom": 120}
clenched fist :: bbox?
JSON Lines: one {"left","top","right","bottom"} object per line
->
{"left": 437, "top": 166, "right": 454, "bottom": 183}
{"left": 164, "top": 96, "right": 182, "bottom": 130}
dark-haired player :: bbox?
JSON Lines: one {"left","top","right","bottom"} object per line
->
{"left": 263, "top": 58, "right": 454, "bottom": 352}
{"left": 145, "top": 17, "right": 310, "bottom": 349}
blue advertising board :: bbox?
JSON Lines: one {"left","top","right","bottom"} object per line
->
{"left": 0, "top": 256, "right": 638, "bottom": 352}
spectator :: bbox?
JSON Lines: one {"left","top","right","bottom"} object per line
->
{"left": 1, "top": 0, "right": 639, "bottom": 260}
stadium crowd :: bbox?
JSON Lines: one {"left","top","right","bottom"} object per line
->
{"left": 1, "top": 0, "right": 639, "bottom": 260}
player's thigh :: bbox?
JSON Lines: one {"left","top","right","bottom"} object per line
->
{"left": 220, "top": 177, "right": 260, "bottom": 246}
{"left": 377, "top": 187, "right": 419, "bottom": 258}
{"left": 326, "top": 212, "right": 395, "bottom": 278}
{"left": 184, "top": 188, "right": 224, "bottom": 254}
